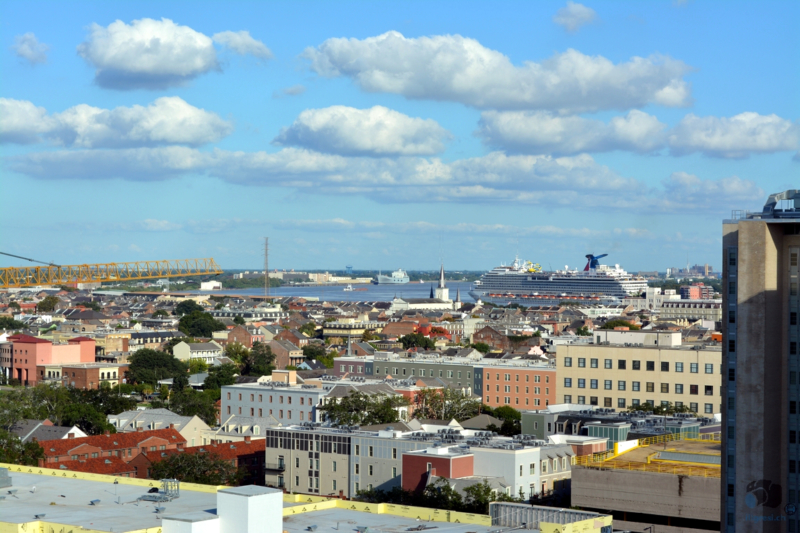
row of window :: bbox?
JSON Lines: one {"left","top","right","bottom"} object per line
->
{"left": 487, "top": 385, "right": 548, "bottom": 394}
{"left": 563, "top": 379, "right": 715, "bottom": 395}
{"left": 486, "top": 396, "right": 546, "bottom": 406}
{"left": 562, "top": 394, "right": 716, "bottom": 413}
{"left": 226, "top": 405, "right": 313, "bottom": 420}
{"left": 563, "top": 358, "right": 715, "bottom": 373}
{"left": 486, "top": 373, "right": 548, "bottom": 383}
{"left": 375, "top": 367, "right": 472, "bottom": 379}
{"left": 226, "top": 392, "right": 317, "bottom": 405}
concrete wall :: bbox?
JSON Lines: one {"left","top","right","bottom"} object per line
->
{"left": 571, "top": 467, "right": 719, "bottom": 522}
{"left": 350, "top": 435, "right": 428, "bottom": 496}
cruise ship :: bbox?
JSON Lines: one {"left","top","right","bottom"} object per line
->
{"left": 469, "top": 254, "right": 647, "bottom": 306}
{"left": 373, "top": 268, "right": 410, "bottom": 284}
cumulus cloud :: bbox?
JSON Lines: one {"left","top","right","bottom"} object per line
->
{"left": 0, "top": 98, "right": 53, "bottom": 144}
{"left": 661, "top": 172, "right": 764, "bottom": 209}
{"left": 303, "top": 31, "right": 692, "bottom": 112}
{"left": 478, "top": 110, "right": 667, "bottom": 155}
{"left": 12, "top": 33, "right": 50, "bottom": 64}
{"left": 668, "top": 112, "right": 800, "bottom": 158}
{"left": 272, "top": 85, "right": 307, "bottom": 98}
{"left": 0, "top": 97, "right": 232, "bottom": 147}
{"left": 553, "top": 2, "right": 598, "bottom": 33}
{"left": 212, "top": 30, "right": 272, "bottom": 59}
{"left": 273, "top": 105, "right": 451, "bottom": 156}
{"left": 77, "top": 18, "right": 219, "bottom": 90}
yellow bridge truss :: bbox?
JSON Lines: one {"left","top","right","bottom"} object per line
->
{"left": 0, "top": 258, "right": 223, "bottom": 289}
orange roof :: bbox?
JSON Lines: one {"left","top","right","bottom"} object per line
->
{"left": 39, "top": 428, "right": 186, "bottom": 457}
{"left": 55, "top": 456, "right": 135, "bottom": 475}
{"left": 9, "top": 334, "right": 51, "bottom": 344}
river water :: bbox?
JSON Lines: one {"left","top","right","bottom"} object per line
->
{"left": 191, "top": 281, "right": 477, "bottom": 303}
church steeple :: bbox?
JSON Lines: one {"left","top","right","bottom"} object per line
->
{"left": 438, "top": 263, "right": 446, "bottom": 288}
{"left": 434, "top": 263, "right": 449, "bottom": 302}
{"left": 429, "top": 284, "right": 434, "bottom": 298}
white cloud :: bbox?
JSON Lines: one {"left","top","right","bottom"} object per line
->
{"left": 0, "top": 98, "right": 54, "bottom": 144}
{"left": 77, "top": 18, "right": 219, "bottom": 90}
{"left": 668, "top": 112, "right": 800, "bottom": 158}
{"left": 8, "top": 146, "right": 764, "bottom": 213}
{"left": 553, "top": 2, "right": 598, "bottom": 33}
{"left": 303, "top": 31, "right": 692, "bottom": 112}
{"left": 212, "top": 30, "right": 272, "bottom": 60}
{"left": 12, "top": 33, "right": 50, "bottom": 64}
{"left": 478, "top": 109, "right": 667, "bottom": 155}
{"left": 273, "top": 105, "right": 451, "bottom": 156}
{"left": 0, "top": 97, "right": 232, "bottom": 147}
{"left": 273, "top": 85, "right": 307, "bottom": 98}
{"left": 139, "top": 219, "right": 183, "bottom": 231}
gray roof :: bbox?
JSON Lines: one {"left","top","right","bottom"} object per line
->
{"left": 186, "top": 342, "right": 221, "bottom": 351}
{"left": 108, "top": 408, "right": 209, "bottom": 432}
{"left": 459, "top": 414, "right": 504, "bottom": 430}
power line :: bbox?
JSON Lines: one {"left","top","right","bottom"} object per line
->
{"left": 0, "top": 251, "right": 60, "bottom": 267}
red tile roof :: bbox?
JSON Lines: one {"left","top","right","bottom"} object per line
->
{"left": 39, "top": 428, "right": 186, "bottom": 457}
{"left": 55, "top": 456, "right": 135, "bottom": 475}
{"left": 9, "top": 334, "right": 51, "bottom": 344}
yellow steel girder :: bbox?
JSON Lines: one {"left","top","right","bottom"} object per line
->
{"left": 0, "top": 258, "right": 223, "bottom": 289}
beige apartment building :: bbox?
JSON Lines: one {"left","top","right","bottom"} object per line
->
{"left": 556, "top": 343, "right": 722, "bottom": 414}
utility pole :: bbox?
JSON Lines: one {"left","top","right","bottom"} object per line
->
{"left": 264, "top": 237, "right": 269, "bottom": 300}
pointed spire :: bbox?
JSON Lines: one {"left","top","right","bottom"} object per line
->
{"left": 439, "top": 263, "right": 446, "bottom": 288}
{"left": 430, "top": 284, "right": 435, "bottom": 299}
{"left": 456, "top": 288, "right": 461, "bottom": 302}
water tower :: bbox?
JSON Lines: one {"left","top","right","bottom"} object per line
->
{"left": 345, "top": 265, "right": 353, "bottom": 275}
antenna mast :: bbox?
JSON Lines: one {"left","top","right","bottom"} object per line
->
{"left": 264, "top": 237, "right": 269, "bottom": 300}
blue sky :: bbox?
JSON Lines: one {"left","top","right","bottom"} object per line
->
{"left": 1, "top": 0, "right": 798, "bottom": 272}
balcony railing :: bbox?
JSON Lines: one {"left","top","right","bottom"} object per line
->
{"left": 265, "top": 462, "right": 285, "bottom": 470}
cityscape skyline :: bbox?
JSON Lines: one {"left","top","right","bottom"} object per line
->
{"left": 2, "top": 1, "right": 798, "bottom": 271}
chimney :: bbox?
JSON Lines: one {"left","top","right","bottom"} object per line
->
{"left": 169, "top": 423, "right": 175, "bottom": 429}
{"left": 105, "top": 431, "right": 110, "bottom": 436}
{"left": 244, "top": 436, "right": 251, "bottom": 444}
{"left": 136, "top": 427, "right": 143, "bottom": 432}
{"left": 68, "top": 433, "right": 75, "bottom": 439}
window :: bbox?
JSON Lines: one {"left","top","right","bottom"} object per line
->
{"left": 729, "top": 281, "right": 736, "bottom": 295}
{"left": 705, "top": 385, "right": 714, "bottom": 396}
{"left": 646, "top": 382, "right": 654, "bottom": 393}
{"left": 590, "top": 358, "right": 598, "bottom": 368}
{"left": 632, "top": 399, "right": 640, "bottom": 406}
{"left": 227, "top": 392, "right": 231, "bottom": 400}
{"left": 355, "top": 445, "right": 360, "bottom": 455}
{"left": 368, "top": 446, "right": 373, "bottom": 457}
{"left": 604, "top": 397, "right": 612, "bottom": 407}
{"left": 369, "top": 465, "right": 373, "bottom": 475}
{"left": 392, "top": 467, "right": 397, "bottom": 477}
{"left": 333, "top": 461, "right": 337, "bottom": 472}
{"left": 675, "top": 362, "right": 683, "bottom": 373}
{"left": 632, "top": 381, "right": 640, "bottom": 392}
{"left": 690, "top": 385, "right": 698, "bottom": 395}
{"left": 646, "top": 361, "right": 655, "bottom": 371}
{"left": 618, "top": 360, "right": 626, "bottom": 370}
{"left": 661, "top": 362, "right": 669, "bottom": 372}
{"left": 578, "top": 358, "right": 586, "bottom": 368}
{"left": 705, "top": 364, "right": 714, "bottom": 374}
{"left": 355, "top": 482, "right": 360, "bottom": 492}
{"left": 529, "top": 463, "right": 535, "bottom": 474}
{"left": 578, "top": 379, "right": 585, "bottom": 388}
{"left": 563, "top": 395, "right": 572, "bottom": 403}
{"left": 618, "top": 398, "right": 626, "bottom": 408}
{"left": 355, "top": 464, "right": 360, "bottom": 474}
{"left": 564, "top": 357, "right": 572, "bottom": 367}
{"left": 661, "top": 383, "right": 669, "bottom": 393}
{"left": 590, "top": 379, "right": 598, "bottom": 389}
{"left": 392, "top": 448, "right": 397, "bottom": 459}
{"left": 295, "top": 457, "right": 300, "bottom": 468}
{"left": 675, "top": 384, "right": 684, "bottom": 394}
{"left": 729, "top": 368, "right": 736, "bottom": 381}
{"left": 333, "top": 480, "right": 337, "bottom": 491}
{"left": 632, "top": 360, "right": 641, "bottom": 370}
{"left": 618, "top": 381, "right": 626, "bottom": 391}
{"left": 604, "top": 380, "right": 612, "bottom": 390}
{"left": 792, "top": 312, "right": 798, "bottom": 326}
{"left": 690, "top": 363, "right": 698, "bottom": 373}
{"left": 604, "top": 359, "right": 612, "bottom": 369}
{"left": 541, "top": 461, "right": 547, "bottom": 473}
{"left": 520, "top": 465, "right": 523, "bottom": 476}
{"left": 705, "top": 404, "right": 714, "bottom": 414}
{"left": 577, "top": 396, "right": 585, "bottom": 404}
{"left": 589, "top": 397, "right": 598, "bottom": 406}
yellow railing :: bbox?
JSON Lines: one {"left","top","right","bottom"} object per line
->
{"left": 687, "top": 432, "right": 721, "bottom": 442}
{"left": 579, "top": 460, "right": 720, "bottom": 478}
{"left": 637, "top": 432, "right": 681, "bottom": 447}
{"left": 572, "top": 450, "right": 614, "bottom": 466}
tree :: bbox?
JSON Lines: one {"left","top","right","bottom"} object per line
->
{"left": 601, "top": 319, "right": 641, "bottom": 331}
{"left": 242, "top": 342, "right": 275, "bottom": 377}
{"left": 462, "top": 480, "right": 495, "bottom": 514}
{"left": 78, "top": 301, "right": 101, "bottom": 312}
{"left": 319, "top": 392, "right": 409, "bottom": 426}
{"left": 36, "top": 295, "right": 60, "bottom": 312}
{"left": 470, "top": 342, "right": 491, "bottom": 354}
{"left": 422, "top": 477, "right": 463, "bottom": 511}
{"left": 0, "top": 430, "right": 44, "bottom": 466}
{"left": 152, "top": 309, "right": 169, "bottom": 318}
{"left": 175, "top": 300, "right": 204, "bottom": 316}
{"left": 412, "top": 388, "right": 480, "bottom": 421}
{"left": 204, "top": 363, "right": 239, "bottom": 390}
{"left": 127, "top": 349, "right": 188, "bottom": 385}
{"left": 150, "top": 451, "right": 242, "bottom": 485}
{"left": 8, "top": 302, "right": 20, "bottom": 310}
{"left": 361, "top": 329, "right": 379, "bottom": 342}
{"left": 173, "top": 373, "right": 189, "bottom": 392}
{"left": 233, "top": 316, "right": 245, "bottom": 325}
{"left": 298, "top": 322, "right": 317, "bottom": 337}
{"left": 187, "top": 358, "right": 209, "bottom": 374}
{"left": 0, "top": 316, "right": 25, "bottom": 330}
{"left": 399, "top": 332, "right": 435, "bottom": 350}
{"left": 166, "top": 389, "right": 218, "bottom": 425}
{"left": 224, "top": 343, "right": 250, "bottom": 366}
{"left": 178, "top": 311, "right": 227, "bottom": 337}
{"left": 576, "top": 326, "right": 591, "bottom": 336}
{"left": 302, "top": 343, "right": 326, "bottom": 360}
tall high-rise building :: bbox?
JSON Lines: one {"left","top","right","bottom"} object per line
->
{"left": 722, "top": 190, "right": 800, "bottom": 533}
